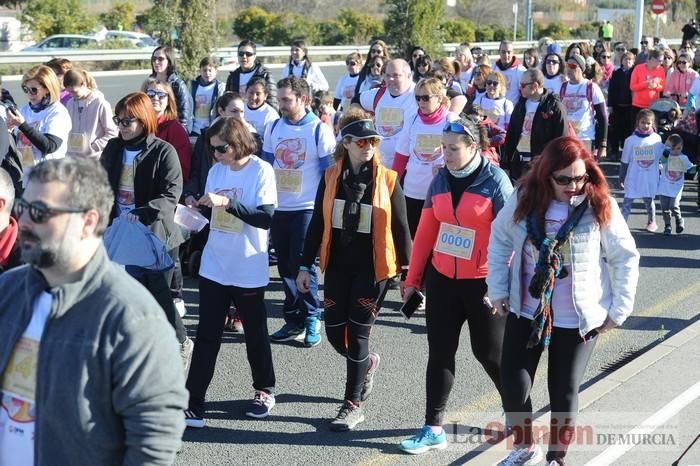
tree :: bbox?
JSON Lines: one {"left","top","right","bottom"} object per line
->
{"left": 440, "top": 18, "right": 476, "bottom": 43}
{"left": 20, "top": 0, "right": 96, "bottom": 40}
{"left": 136, "top": 0, "right": 180, "bottom": 47}
{"left": 179, "top": 0, "right": 217, "bottom": 80}
{"left": 266, "top": 12, "right": 319, "bottom": 46}
{"left": 99, "top": 0, "right": 136, "bottom": 31}
{"left": 335, "top": 9, "right": 384, "bottom": 44}
{"left": 384, "top": 0, "right": 444, "bottom": 58}
{"left": 233, "top": 6, "right": 274, "bottom": 44}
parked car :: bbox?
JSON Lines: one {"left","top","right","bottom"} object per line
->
{"left": 22, "top": 34, "right": 99, "bottom": 52}
{"left": 103, "top": 31, "right": 158, "bottom": 48}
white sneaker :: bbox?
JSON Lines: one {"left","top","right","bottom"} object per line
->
{"left": 184, "top": 409, "right": 205, "bottom": 428}
{"left": 497, "top": 444, "right": 544, "bottom": 466}
{"left": 174, "top": 298, "right": 187, "bottom": 318}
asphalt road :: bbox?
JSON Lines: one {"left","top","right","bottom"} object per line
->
{"left": 4, "top": 64, "right": 699, "bottom": 465}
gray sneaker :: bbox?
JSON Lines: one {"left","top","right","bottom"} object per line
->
{"left": 329, "top": 401, "right": 365, "bottom": 432}
{"left": 180, "top": 337, "right": 194, "bottom": 375}
{"left": 360, "top": 352, "right": 380, "bottom": 401}
{"left": 497, "top": 444, "right": 544, "bottom": 466}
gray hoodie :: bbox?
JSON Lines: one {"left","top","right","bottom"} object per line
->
{"left": 0, "top": 245, "right": 187, "bottom": 465}
{"left": 64, "top": 89, "right": 119, "bottom": 158}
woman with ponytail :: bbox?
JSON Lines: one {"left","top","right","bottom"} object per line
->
{"left": 280, "top": 39, "right": 329, "bottom": 94}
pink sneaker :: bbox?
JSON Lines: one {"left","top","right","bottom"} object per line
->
{"left": 646, "top": 221, "right": 658, "bottom": 233}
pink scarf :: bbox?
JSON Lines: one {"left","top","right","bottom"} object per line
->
{"left": 417, "top": 104, "right": 448, "bottom": 125}
{"left": 601, "top": 63, "right": 614, "bottom": 81}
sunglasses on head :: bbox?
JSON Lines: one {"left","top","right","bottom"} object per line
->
{"left": 485, "top": 80, "right": 499, "bottom": 87}
{"left": 352, "top": 137, "right": 380, "bottom": 149}
{"left": 22, "top": 85, "right": 40, "bottom": 95}
{"left": 14, "top": 198, "right": 87, "bottom": 224}
{"left": 551, "top": 173, "right": 589, "bottom": 186}
{"left": 238, "top": 51, "right": 255, "bottom": 57}
{"left": 443, "top": 121, "right": 477, "bottom": 141}
{"left": 546, "top": 59, "right": 560, "bottom": 65}
{"left": 112, "top": 116, "right": 138, "bottom": 127}
{"left": 146, "top": 89, "right": 168, "bottom": 100}
{"left": 346, "top": 61, "right": 357, "bottom": 66}
{"left": 209, "top": 143, "right": 230, "bottom": 153}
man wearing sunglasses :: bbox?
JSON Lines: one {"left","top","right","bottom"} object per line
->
{"left": 225, "top": 39, "right": 278, "bottom": 111}
{"left": 0, "top": 168, "right": 20, "bottom": 274}
{"left": 503, "top": 69, "right": 568, "bottom": 180}
{"left": 0, "top": 157, "right": 187, "bottom": 466}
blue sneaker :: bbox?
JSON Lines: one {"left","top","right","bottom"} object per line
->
{"left": 270, "top": 322, "right": 305, "bottom": 342}
{"left": 304, "top": 316, "right": 321, "bottom": 347}
{"left": 400, "top": 425, "right": 447, "bottom": 455}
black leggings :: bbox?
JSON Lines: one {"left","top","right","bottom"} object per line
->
{"left": 500, "top": 312, "right": 597, "bottom": 461}
{"left": 323, "top": 264, "right": 389, "bottom": 403}
{"left": 405, "top": 196, "right": 424, "bottom": 239}
{"left": 424, "top": 265, "right": 506, "bottom": 426}
{"left": 186, "top": 276, "right": 275, "bottom": 412}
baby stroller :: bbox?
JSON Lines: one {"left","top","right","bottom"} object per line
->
{"left": 649, "top": 98, "right": 682, "bottom": 141}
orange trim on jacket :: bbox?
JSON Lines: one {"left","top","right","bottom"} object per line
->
{"left": 319, "top": 155, "right": 399, "bottom": 282}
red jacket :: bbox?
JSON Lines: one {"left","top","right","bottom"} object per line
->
{"left": 406, "top": 157, "right": 513, "bottom": 288}
{"left": 630, "top": 64, "right": 666, "bottom": 109}
{"left": 157, "top": 117, "right": 192, "bottom": 182}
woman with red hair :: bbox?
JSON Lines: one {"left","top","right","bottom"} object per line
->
{"left": 487, "top": 136, "right": 639, "bottom": 466}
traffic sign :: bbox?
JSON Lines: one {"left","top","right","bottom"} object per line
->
{"left": 651, "top": 0, "right": 666, "bottom": 15}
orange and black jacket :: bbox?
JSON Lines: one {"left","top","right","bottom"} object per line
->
{"left": 406, "top": 155, "right": 513, "bottom": 289}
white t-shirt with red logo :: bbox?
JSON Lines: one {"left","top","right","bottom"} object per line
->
{"left": 395, "top": 110, "right": 458, "bottom": 200}
{"left": 333, "top": 74, "right": 360, "bottom": 111}
{"left": 359, "top": 84, "right": 417, "bottom": 168}
{"left": 658, "top": 153, "right": 693, "bottom": 198}
{"left": 0, "top": 291, "right": 52, "bottom": 466}
{"left": 621, "top": 133, "right": 663, "bottom": 199}
{"left": 559, "top": 80, "right": 605, "bottom": 142}
{"left": 199, "top": 157, "right": 277, "bottom": 288}
{"left": 17, "top": 102, "right": 71, "bottom": 171}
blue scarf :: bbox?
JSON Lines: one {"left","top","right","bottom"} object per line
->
{"left": 525, "top": 200, "right": 588, "bottom": 348}
{"left": 29, "top": 95, "right": 50, "bottom": 113}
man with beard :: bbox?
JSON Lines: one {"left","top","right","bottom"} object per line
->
{"left": 0, "top": 157, "right": 187, "bottom": 466}
{"left": 0, "top": 168, "right": 20, "bottom": 274}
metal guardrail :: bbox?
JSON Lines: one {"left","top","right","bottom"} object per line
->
{"left": 0, "top": 38, "right": 684, "bottom": 65}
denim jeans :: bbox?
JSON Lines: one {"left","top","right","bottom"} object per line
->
{"left": 271, "top": 210, "right": 322, "bottom": 325}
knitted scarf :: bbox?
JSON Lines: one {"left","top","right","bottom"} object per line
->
{"left": 525, "top": 200, "right": 588, "bottom": 348}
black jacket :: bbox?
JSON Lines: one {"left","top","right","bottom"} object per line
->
{"left": 608, "top": 67, "right": 633, "bottom": 107}
{"left": 503, "top": 89, "right": 568, "bottom": 169}
{"left": 225, "top": 62, "right": 278, "bottom": 111}
{"left": 101, "top": 135, "right": 184, "bottom": 250}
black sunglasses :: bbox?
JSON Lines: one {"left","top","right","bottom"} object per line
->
{"left": 112, "top": 116, "right": 138, "bottom": 127}
{"left": 415, "top": 94, "right": 436, "bottom": 102}
{"left": 146, "top": 89, "right": 168, "bottom": 100}
{"left": 546, "top": 59, "right": 560, "bottom": 65}
{"left": 22, "top": 85, "right": 40, "bottom": 95}
{"left": 485, "top": 80, "right": 499, "bottom": 87}
{"left": 238, "top": 51, "right": 255, "bottom": 57}
{"left": 347, "top": 61, "right": 358, "bottom": 66}
{"left": 551, "top": 173, "right": 589, "bottom": 186}
{"left": 14, "top": 198, "right": 88, "bottom": 224}
{"left": 208, "top": 143, "right": 230, "bottom": 153}
{"left": 678, "top": 60, "right": 689, "bottom": 65}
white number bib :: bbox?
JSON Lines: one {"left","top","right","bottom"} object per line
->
{"left": 331, "top": 199, "right": 372, "bottom": 234}
{"left": 210, "top": 206, "right": 244, "bottom": 234}
{"left": 434, "top": 223, "right": 476, "bottom": 260}
{"left": 274, "top": 169, "right": 302, "bottom": 193}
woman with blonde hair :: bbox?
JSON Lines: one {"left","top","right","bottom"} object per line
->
{"left": 392, "top": 77, "right": 459, "bottom": 237}
{"left": 297, "top": 108, "right": 411, "bottom": 431}
{"left": 63, "top": 68, "right": 118, "bottom": 158}
{"left": 334, "top": 52, "right": 363, "bottom": 111}
{"left": 471, "top": 70, "right": 513, "bottom": 129}
{"left": 5, "top": 64, "right": 71, "bottom": 170}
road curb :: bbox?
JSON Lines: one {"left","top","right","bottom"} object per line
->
{"left": 464, "top": 318, "right": 700, "bottom": 465}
